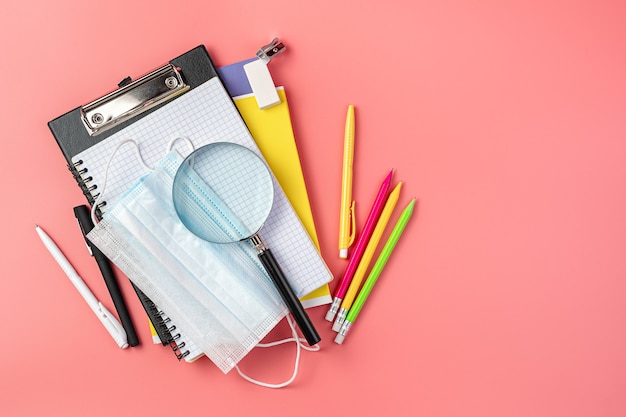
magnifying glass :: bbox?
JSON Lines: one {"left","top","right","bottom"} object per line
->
{"left": 172, "top": 142, "right": 321, "bottom": 346}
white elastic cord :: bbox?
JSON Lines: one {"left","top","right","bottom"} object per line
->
{"left": 166, "top": 136, "right": 195, "bottom": 155}
{"left": 234, "top": 315, "right": 320, "bottom": 388}
{"left": 90, "top": 139, "right": 151, "bottom": 225}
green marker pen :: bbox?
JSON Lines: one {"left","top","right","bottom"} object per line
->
{"left": 334, "top": 198, "right": 416, "bottom": 345}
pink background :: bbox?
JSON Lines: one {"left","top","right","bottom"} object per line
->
{"left": 2, "top": 1, "right": 625, "bottom": 416}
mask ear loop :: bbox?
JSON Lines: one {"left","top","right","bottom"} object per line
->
{"left": 90, "top": 139, "right": 151, "bottom": 225}
{"left": 234, "top": 314, "right": 320, "bottom": 388}
{"left": 166, "top": 136, "right": 195, "bottom": 156}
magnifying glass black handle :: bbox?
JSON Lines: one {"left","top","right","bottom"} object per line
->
{"left": 258, "top": 249, "right": 321, "bottom": 346}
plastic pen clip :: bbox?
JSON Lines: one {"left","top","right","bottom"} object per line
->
{"left": 97, "top": 302, "right": 129, "bottom": 349}
{"left": 338, "top": 201, "right": 356, "bottom": 259}
{"left": 347, "top": 200, "right": 356, "bottom": 244}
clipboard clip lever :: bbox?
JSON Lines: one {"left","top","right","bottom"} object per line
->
{"left": 80, "top": 64, "right": 189, "bottom": 136}
{"left": 256, "top": 38, "right": 286, "bottom": 64}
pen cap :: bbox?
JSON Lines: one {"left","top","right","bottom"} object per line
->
{"left": 345, "top": 105, "right": 355, "bottom": 137}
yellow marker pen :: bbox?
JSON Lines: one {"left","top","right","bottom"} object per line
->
{"left": 338, "top": 105, "right": 356, "bottom": 259}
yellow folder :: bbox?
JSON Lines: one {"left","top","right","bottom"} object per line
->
{"left": 233, "top": 87, "right": 332, "bottom": 307}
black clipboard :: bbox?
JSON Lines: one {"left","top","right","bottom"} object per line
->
{"left": 48, "top": 45, "right": 218, "bottom": 358}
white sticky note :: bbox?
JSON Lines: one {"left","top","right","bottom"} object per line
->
{"left": 243, "top": 59, "right": 281, "bottom": 109}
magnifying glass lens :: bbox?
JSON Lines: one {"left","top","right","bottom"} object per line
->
{"left": 172, "top": 142, "right": 273, "bottom": 244}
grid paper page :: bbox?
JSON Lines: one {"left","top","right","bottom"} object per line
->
{"left": 73, "top": 78, "right": 332, "bottom": 297}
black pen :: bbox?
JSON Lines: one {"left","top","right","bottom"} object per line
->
{"left": 73, "top": 205, "right": 139, "bottom": 347}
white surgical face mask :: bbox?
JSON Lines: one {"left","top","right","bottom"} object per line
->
{"left": 87, "top": 140, "right": 318, "bottom": 386}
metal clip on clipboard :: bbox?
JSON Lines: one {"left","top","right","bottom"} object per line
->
{"left": 80, "top": 64, "right": 189, "bottom": 136}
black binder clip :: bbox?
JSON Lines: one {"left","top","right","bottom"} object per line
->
{"left": 256, "top": 38, "right": 286, "bottom": 64}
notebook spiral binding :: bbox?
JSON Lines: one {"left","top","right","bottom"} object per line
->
{"left": 71, "top": 159, "right": 108, "bottom": 219}
{"left": 159, "top": 312, "right": 191, "bottom": 360}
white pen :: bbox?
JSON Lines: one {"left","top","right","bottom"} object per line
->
{"left": 35, "top": 224, "right": 128, "bottom": 349}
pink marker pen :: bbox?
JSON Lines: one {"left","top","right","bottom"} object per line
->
{"left": 326, "top": 169, "right": 394, "bottom": 322}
